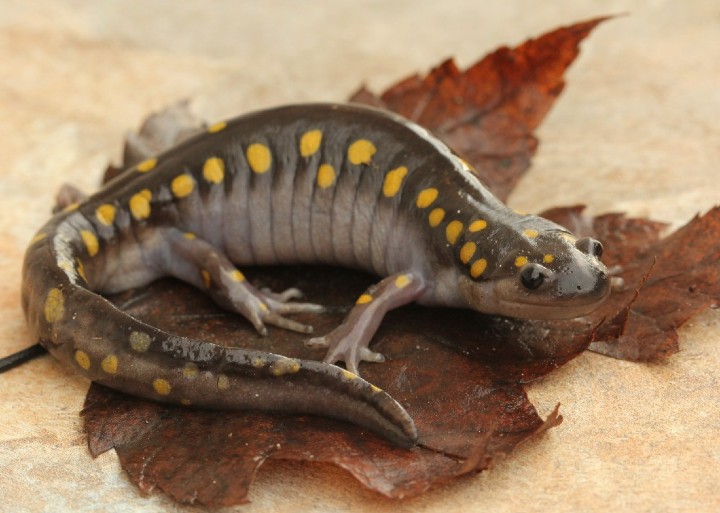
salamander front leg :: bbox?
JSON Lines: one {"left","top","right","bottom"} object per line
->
{"left": 162, "top": 229, "right": 324, "bottom": 335}
{"left": 306, "top": 271, "right": 426, "bottom": 375}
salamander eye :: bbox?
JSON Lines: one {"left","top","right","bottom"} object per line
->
{"left": 519, "top": 264, "right": 547, "bottom": 291}
{"left": 575, "top": 237, "right": 604, "bottom": 258}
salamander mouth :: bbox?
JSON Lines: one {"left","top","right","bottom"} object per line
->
{"left": 494, "top": 276, "right": 611, "bottom": 320}
{"left": 496, "top": 291, "right": 609, "bottom": 319}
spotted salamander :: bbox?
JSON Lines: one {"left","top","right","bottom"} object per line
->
{"left": 21, "top": 103, "right": 609, "bottom": 447}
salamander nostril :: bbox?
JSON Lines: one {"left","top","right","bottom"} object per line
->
{"left": 576, "top": 237, "right": 604, "bottom": 258}
{"left": 520, "top": 264, "right": 546, "bottom": 291}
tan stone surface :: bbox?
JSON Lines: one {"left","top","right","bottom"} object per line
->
{"left": 1, "top": 1, "right": 718, "bottom": 511}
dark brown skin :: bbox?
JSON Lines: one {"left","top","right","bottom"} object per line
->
{"left": 22, "top": 103, "right": 609, "bottom": 447}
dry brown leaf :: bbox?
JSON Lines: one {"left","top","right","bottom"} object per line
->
{"left": 78, "top": 18, "right": 655, "bottom": 507}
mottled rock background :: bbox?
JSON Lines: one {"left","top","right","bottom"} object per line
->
{"left": 1, "top": 1, "right": 718, "bottom": 511}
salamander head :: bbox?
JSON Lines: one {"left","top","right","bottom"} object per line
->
{"left": 458, "top": 230, "right": 610, "bottom": 320}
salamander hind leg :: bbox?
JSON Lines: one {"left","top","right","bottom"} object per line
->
{"left": 306, "top": 271, "right": 426, "bottom": 375}
{"left": 161, "top": 229, "right": 324, "bottom": 335}
{"left": 53, "top": 184, "right": 88, "bottom": 213}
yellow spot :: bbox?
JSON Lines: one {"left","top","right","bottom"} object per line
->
{"left": 347, "top": 139, "right": 376, "bottom": 165}
{"left": 395, "top": 274, "right": 411, "bottom": 288}
{"left": 270, "top": 357, "right": 301, "bottom": 376}
{"left": 183, "top": 232, "right": 196, "bottom": 240}
{"left": 76, "top": 259, "right": 88, "bottom": 283}
{"left": 129, "top": 331, "right": 152, "bottom": 352}
{"left": 171, "top": 174, "right": 195, "bottom": 198}
{"left": 428, "top": 208, "right": 445, "bottom": 227}
{"left": 543, "top": 254, "right": 555, "bottom": 264}
{"left": 342, "top": 369, "right": 358, "bottom": 380}
{"left": 460, "top": 242, "right": 476, "bottom": 264}
{"left": 203, "top": 157, "right": 225, "bottom": 184}
{"left": 217, "top": 374, "right": 231, "bottom": 390}
{"left": 561, "top": 232, "right": 577, "bottom": 243}
{"left": 470, "top": 258, "right": 488, "bottom": 278}
{"left": 446, "top": 220, "right": 464, "bottom": 245}
{"left": 514, "top": 210, "right": 528, "bottom": 216}
{"left": 44, "top": 288, "right": 65, "bottom": 323}
{"left": 74, "top": 350, "right": 91, "bottom": 371}
{"left": 382, "top": 166, "right": 408, "bottom": 197}
{"left": 136, "top": 158, "right": 157, "bottom": 173}
{"left": 251, "top": 357, "right": 267, "bottom": 368}
{"left": 469, "top": 219, "right": 487, "bottom": 232}
{"left": 101, "top": 354, "right": 118, "bottom": 374}
{"left": 30, "top": 232, "right": 47, "bottom": 245}
{"left": 259, "top": 302, "right": 269, "bottom": 312}
{"left": 208, "top": 120, "right": 227, "bottom": 133}
{"left": 316, "top": 163, "right": 336, "bottom": 189}
{"left": 95, "top": 204, "right": 116, "bottom": 226}
{"left": 80, "top": 230, "right": 99, "bottom": 257}
{"left": 180, "top": 399, "right": 192, "bottom": 406}
{"left": 416, "top": 188, "right": 438, "bottom": 208}
{"left": 300, "top": 129, "right": 323, "bottom": 157}
{"left": 246, "top": 143, "right": 272, "bottom": 173}
{"left": 62, "top": 202, "right": 79, "bottom": 213}
{"left": 231, "top": 269, "right": 245, "bottom": 282}
{"left": 129, "top": 190, "right": 152, "bottom": 220}
{"left": 515, "top": 256, "right": 528, "bottom": 267}
{"left": 523, "top": 229, "right": 539, "bottom": 238}
{"left": 356, "top": 294, "right": 373, "bottom": 305}
{"left": 153, "top": 378, "right": 172, "bottom": 396}
{"left": 58, "top": 260, "right": 74, "bottom": 276}
{"left": 370, "top": 384, "right": 382, "bottom": 394}
{"left": 201, "top": 270, "right": 211, "bottom": 288}
{"left": 183, "top": 362, "right": 198, "bottom": 379}
{"left": 459, "top": 158, "right": 476, "bottom": 172}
